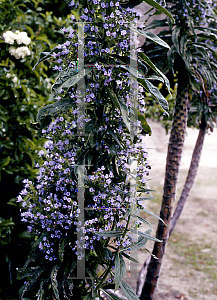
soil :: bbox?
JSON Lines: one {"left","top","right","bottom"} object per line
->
{"left": 122, "top": 120, "right": 217, "bottom": 300}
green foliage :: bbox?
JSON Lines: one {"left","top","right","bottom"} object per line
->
{"left": 141, "top": 0, "right": 217, "bottom": 132}
{"left": 0, "top": 0, "right": 71, "bottom": 298}
{"left": 120, "top": 280, "right": 140, "bottom": 300}
{"left": 15, "top": 0, "right": 174, "bottom": 299}
{"left": 114, "top": 253, "right": 126, "bottom": 290}
{"left": 0, "top": 0, "right": 70, "bottom": 183}
{"left": 0, "top": 217, "right": 14, "bottom": 245}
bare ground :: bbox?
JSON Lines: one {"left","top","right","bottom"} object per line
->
{"left": 123, "top": 120, "right": 217, "bottom": 300}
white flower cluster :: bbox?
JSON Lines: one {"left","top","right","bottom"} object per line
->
{"left": 3, "top": 30, "right": 31, "bottom": 45}
{"left": 3, "top": 30, "right": 31, "bottom": 59}
{"left": 9, "top": 46, "right": 31, "bottom": 59}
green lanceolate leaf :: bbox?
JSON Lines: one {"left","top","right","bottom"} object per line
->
{"left": 121, "top": 252, "right": 139, "bottom": 263}
{"left": 120, "top": 229, "right": 152, "bottom": 252}
{"left": 138, "top": 78, "right": 169, "bottom": 115}
{"left": 138, "top": 112, "right": 152, "bottom": 136}
{"left": 142, "top": 247, "right": 159, "bottom": 259}
{"left": 100, "top": 289, "right": 124, "bottom": 300}
{"left": 120, "top": 65, "right": 145, "bottom": 81}
{"left": 115, "top": 252, "right": 126, "bottom": 290}
{"left": 143, "top": 0, "right": 174, "bottom": 22}
{"left": 137, "top": 196, "right": 156, "bottom": 200}
{"left": 52, "top": 66, "right": 77, "bottom": 95}
{"left": 0, "top": 156, "right": 10, "bottom": 168}
{"left": 58, "top": 238, "right": 67, "bottom": 262}
{"left": 32, "top": 46, "right": 59, "bottom": 70}
{"left": 107, "top": 88, "right": 130, "bottom": 133}
{"left": 37, "top": 98, "right": 73, "bottom": 126}
{"left": 131, "top": 28, "right": 170, "bottom": 49}
{"left": 51, "top": 265, "right": 60, "bottom": 300}
{"left": 138, "top": 51, "right": 170, "bottom": 92}
{"left": 104, "top": 247, "right": 113, "bottom": 260}
{"left": 37, "top": 279, "right": 47, "bottom": 300}
{"left": 96, "top": 230, "right": 123, "bottom": 238}
{"left": 0, "top": 218, "right": 14, "bottom": 228}
{"left": 131, "top": 213, "right": 152, "bottom": 227}
{"left": 172, "top": 26, "right": 181, "bottom": 54}
{"left": 52, "top": 66, "right": 93, "bottom": 96}
{"left": 145, "top": 75, "right": 164, "bottom": 82}
{"left": 109, "top": 53, "right": 148, "bottom": 75}
{"left": 131, "top": 228, "right": 162, "bottom": 242}
{"left": 18, "top": 281, "right": 30, "bottom": 300}
{"left": 120, "top": 280, "right": 140, "bottom": 300}
{"left": 107, "top": 127, "right": 123, "bottom": 148}
{"left": 141, "top": 207, "right": 167, "bottom": 226}
{"left": 137, "top": 230, "right": 152, "bottom": 248}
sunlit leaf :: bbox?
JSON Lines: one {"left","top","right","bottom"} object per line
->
{"left": 143, "top": 0, "right": 174, "bottom": 22}
{"left": 131, "top": 28, "right": 170, "bottom": 49}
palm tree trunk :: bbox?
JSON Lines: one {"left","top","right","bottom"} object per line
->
{"left": 137, "top": 116, "right": 206, "bottom": 297}
{"left": 169, "top": 116, "right": 206, "bottom": 236}
{"left": 140, "top": 71, "right": 189, "bottom": 300}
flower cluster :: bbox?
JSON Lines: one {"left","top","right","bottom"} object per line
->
{"left": 166, "top": 0, "right": 216, "bottom": 26}
{"left": 9, "top": 46, "right": 31, "bottom": 59}
{"left": 3, "top": 30, "right": 31, "bottom": 45}
{"left": 18, "top": 106, "right": 150, "bottom": 261}
{"left": 3, "top": 30, "right": 31, "bottom": 59}
{"left": 51, "top": 0, "right": 142, "bottom": 101}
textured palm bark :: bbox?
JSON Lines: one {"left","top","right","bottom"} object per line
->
{"left": 137, "top": 118, "right": 206, "bottom": 298}
{"left": 140, "top": 75, "right": 188, "bottom": 300}
{"left": 169, "top": 117, "right": 206, "bottom": 236}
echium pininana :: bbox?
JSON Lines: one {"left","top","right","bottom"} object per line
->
{"left": 19, "top": 108, "right": 150, "bottom": 262}
{"left": 17, "top": 0, "right": 166, "bottom": 299}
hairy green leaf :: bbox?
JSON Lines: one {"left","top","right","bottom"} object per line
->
{"left": 141, "top": 207, "right": 167, "bottom": 225}
{"left": 172, "top": 26, "right": 181, "bottom": 54}
{"left": 143, "top": 0, "right": 174, "bottom": 22}
{"left": 131, "top": 228, "right": 162, "bottom": 242}
{"left": 121, "top": 252, "right": 139, "bottom": 263}
{"left": 0, "top": 218, "right": 14, "bottom": 228}
{"left": 37, "top": 98, "right": 73, "bottom": 126}
{"left": 37, "top": 279, "right": 47, "bottom": 300}
{"left": 52, "top": 66, "right": 93, "bottom": 96}
{"left": 138, "top": 113, "right": 152, "bottom": 136}
{"left": 131, "top": 29, "right": 170, "bottom": 49}
{"left": 32, "top": 46, "right": 59, "bottom": 70}
{"left": 107, "top": 88, "right": 130, "bottom": 133}
{"left": 138, "top": 51, "right": 170, "bottom": 92}
{"left": 96, "top": 230, "right": 123, "bottom": 237}
{"left": 120, "top": 280, "right": 140, "bottom": 300}
{"left": 131, "top": 213, "right": 152, "bottom": 227}
{"left": 115, "top": 252, "right": 126, "bottom": 290}
{"left": 51, "top": 265, "right": 60, "bottom": 300}
{"left": 120, "top": 229, "right": 152, "bottom": 252}
{"left": 100, "top": 289, "right": 124, "bottom": 300}
{"left": 138, "top": 78, "right": 169, "bottom": 114}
